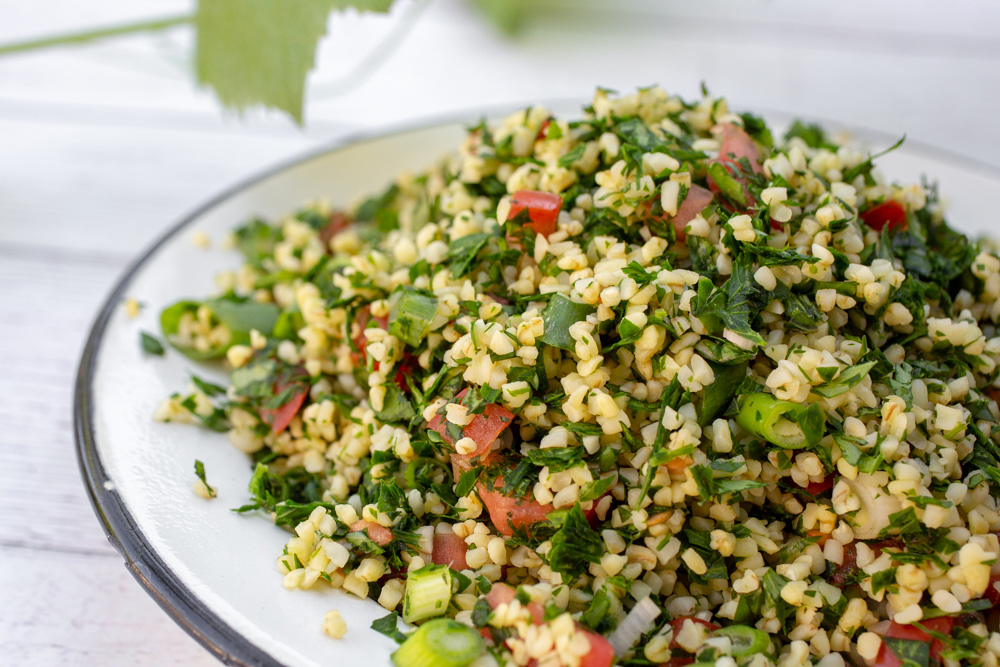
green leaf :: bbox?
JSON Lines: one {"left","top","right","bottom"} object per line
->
{"left": 140, "top": 331, "right": 165, "bottom": 356}
{"left": 547, "top": 503, "right": 603, "bottom": 581}
{"left": 622, "top": 261, "right": 657, "bottom": 286}
{"left": 370, "top": 611, "right": 407, "bottom": 644}
{"left": 448, "top": 233, "right": 491, "bottom": 278}
{"left": 538, "top": 294, "right": 596, "bottom": 352}
{"left": 579, "top": 475, "right": 616, "bottom": 503}
{"left": 811, "top": 361, "right": 876, "bottom": 398}
{"left": 882, "top": 636, "right": 930, "bottom": 667}
{"left": 195, "top": 0, "right": 394, "bottom": 124}
{"left": 525, "top": 447, "right": 584, "bottom": 472}
{"left": 455, "top": 466, "right": 483, "bottom": 498}
{"left": 376, "top": 384, "right": 416, "bottom": 424}
{"left": 709, "top": 162, "right": 747, "bottom": 208}
{"left": 211, "top": 298, "right": 281, "bottom": 336}
{"left": 696, "top": 360, "right": 749, "bottom": 426}
{"left": 194, "top": 459, "right": 217, "bottom": 497}
{"left": 389, "top": 287, "right": 438, "bottom": 348}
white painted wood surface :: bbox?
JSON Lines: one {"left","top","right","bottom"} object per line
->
{"left": 1, "top": 1, "right": 998, "bottom": 664}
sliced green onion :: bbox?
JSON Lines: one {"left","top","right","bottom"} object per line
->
{"left": 391, "top": 618, "right": 484, "bottom": 667}
{"left": 389, "top": 287, "right": 438, "bottom": 348}
{"left": 736, "top": 393, "right": 825, "bottom": 449}
{"left": 403, "top": 564, "right": 453, "bottom": 624}
{"left": 713, "top": 624, "right": 770, "bottom": 657}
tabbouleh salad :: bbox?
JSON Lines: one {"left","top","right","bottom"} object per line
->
{"left": 153, "top": 86, "right": 1000, "bottom": 667}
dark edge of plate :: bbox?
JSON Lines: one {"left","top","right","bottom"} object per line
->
{"left": 72, "top": 99, "right": 1000, "bottom": 667}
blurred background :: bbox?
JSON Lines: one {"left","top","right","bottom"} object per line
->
{"left": 2, "top": 0, "right": 999, "bottom": 664}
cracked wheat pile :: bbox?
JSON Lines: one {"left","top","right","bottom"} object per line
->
{"left": 156, "top": 86, "right": 1000, "bottom": 667}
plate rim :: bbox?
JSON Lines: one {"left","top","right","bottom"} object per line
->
{"left": 72, "top": 101, "right": 1000, "bottom": 667}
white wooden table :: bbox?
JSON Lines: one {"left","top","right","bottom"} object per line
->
{"left": 2, "top": 1, "right": 999, "bottom": 663}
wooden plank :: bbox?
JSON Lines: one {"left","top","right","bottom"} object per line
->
{"left": 0, "top": 544, "right": 218, "bottom": 665}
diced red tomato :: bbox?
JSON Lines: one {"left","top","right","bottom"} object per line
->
{"left": 708, "top": 124, "right": 763, "bottom": 213}
{"left": 805, "top": 473, "right": 835, "bottom": 497}
{"left": 319, "top": 210, "right": 353, "bottom": 247}
{"left": 583, "top": 489, "right": 611, "bottom": 528}
{"left": 508, "top": 190, "right": 562, "bottom": 238}
{"left": 478, "top": 482, "right": 553, "bottom": 537}
{"left": 349, "top": 520, "right": 394, "bottom": 546}
{"left": 668, "top": 617, "right": 720, "bottom": 648}
{"left": 393, "top": 352, "right": 418, "bottom": 392}
{"left": 660, "top": 659, "right": 694, "bottom": 667}
{"left": 485, "top": 583, "right": 614, "bottom": 666}
{"left": 831, "top": 539, "right": 903, "bottom": 587}
{"left": 536, "top": 118, "right": 552, "bottom": 142}
{"left": 860, "top": 200, "right": 907, "bottom": 232}
{"left": 579, "top": 630, "right": 615, "bottom": 667}
{"left": 431, "top": 531, "right": 469, "bottom": 571}
{"left": 350, "top": 307, "right": 389, "bottom": 369}
{"left": 637, "top": 185, "right": 714, "bottom": 242}
{"left": 986, "top": 573, "right": 1000, "bottom": 606}
{"left": 672, "top": 185, "right": 715, "bottom": 241}
{"left": 258, "top": 368, "right": 310, "bottom": 435}
{"left": 716, "top": 123, "right": 764, "bottom": 175}
{"left": 485, "top": 582, "right": 545, "bottom": 624}
{"left": 875, "top": 617, "right": 954, "bottom": 666}
{"left": 428, "top": 389, "right": 514, "bottom": 470}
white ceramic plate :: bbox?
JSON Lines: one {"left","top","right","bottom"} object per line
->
{"left": 75, "top": 109, "right": 1000, "bottom": 667}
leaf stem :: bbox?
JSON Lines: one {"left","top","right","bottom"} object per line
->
{"left": 0, "top": 14, "right": 193, "bottom": 57}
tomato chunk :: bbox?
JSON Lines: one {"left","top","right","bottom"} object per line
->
{"left": 478, "top": 482, "right": 553, "bottom": 536}
{"left": 319, "top": 210, "right": 352, "bottom": 248}
{"left": 860, "top": 200, "right": 907, "bottom": 231}
{"left": 431, "top": 531, "right": 469, "bottom": 571}
{"left": 716, "top": 123, "right": 764, "bottom": 175}
{"left": 986, "top": 573, "right": 1000, "bottom": 606}
{"left": 349, "top": 520, "right": 394, "bottom": 546}
{"left": 805, "top": 473, "right": 835, "bottom": 497}
{"left": 509, "top": 190, "right": 562, "bottom": 238}
{"left": 707, "top": 124, "right": 763, "bottom": 212}
{"left": 579, "top": 630, "right": 615, "bottom": 667}
{"left": 428, "top": 389, "right": 514, "bottom": 470}
{"left": 876, "top": 617, "right": 954, "bottom": 666}
{"left": 258, "top": 369, "right": 309, "bottom": 435}
{"left": 672, "top": 185, "right": 715, "bottom": 240}
{"left": 638, "top": 185, "right": 714, "bottom": 242}
{"left": 660, "top": 659, "right": 694, "bottom": 667}
{"left": 668, "top": 617, "right": 720, "bottom": 648}
{"left": 485, "top": 582, "right": 545, "bottom": 624}
{"left": 831, "top": 539, "right": 904, "bottom": 587}
{"left": 350, "top": 306, "right": 389, "bottom": 369}
{"left": 486, "top": 583, "right": 614, "bottom": 666}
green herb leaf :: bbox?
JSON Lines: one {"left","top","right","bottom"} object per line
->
{"left": 579, "top": 475, "right": 616, "bottom": 503}
{"left": 140, "top": 331, "right": 165, "bottom": 356}
{"left": 547, "top": 503, "right": 602, "bottom": 581}
{"left": 389, "top": 287, "right": 438, "bottom": 348}
{"left": 194, "top": 459, "right": 217, "bottom": 497}
{"left": 371, "top": 611, "right": 407, "bottom": 644}
{"left": 538, "top": 294, "right": 596, "bottom": 352}
{"left": 811, "top": 361, "right": 876, "bottom": 398}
